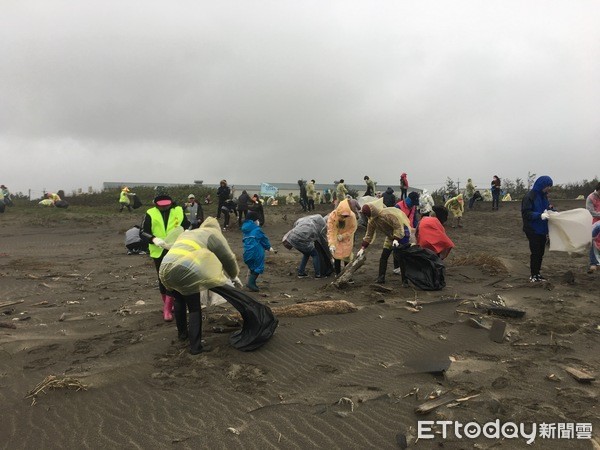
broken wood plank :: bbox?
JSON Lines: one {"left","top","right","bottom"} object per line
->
{"left": 370, "top": 284, "right": 393, "bottom": 293}
{"left": 487, "top": 306, "right": 525, "bottom": 318}
{"left": 0, "top": 300, "right": 24, "bottom": 309}
{"left": 332, "top": 253, "right": 366, "bottom": 288}
{"left": 415, "top": 392, "right": 456, "bottom": 415}
{"left": 565, "top": 367, "right": 595, "bottom": 383}
{"left": 489, "top": 320, "right": 507, "bottom": 343}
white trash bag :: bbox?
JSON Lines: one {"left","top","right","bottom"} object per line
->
{"left": 547, "top": 209, "right": 592, "bottom": 254}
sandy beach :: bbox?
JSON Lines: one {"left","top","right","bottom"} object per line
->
{"left": 0, "top": 199, "right": 598, "bottom": 449}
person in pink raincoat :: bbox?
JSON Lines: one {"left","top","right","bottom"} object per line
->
{"left": 326, "top": 199, "right": 358, "bottom": 276}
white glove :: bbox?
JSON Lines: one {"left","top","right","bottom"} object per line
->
{"left": 356, "top": 248, "right": 365, "bottom": 258}
{"left": 337, "top": 235, "right": 343, "bottom": 242}
{"left": 392, "top": 239, "right": 400, "bottom": 248}
{"left": 540, "top": 210, "right": 550, "bottom": 221}
{"left": 329, "top": 246, "right": 336, "bottom": 254}
{"left": 152, "top": 237, "right": 169, "bottom": 249}
{"left": 232, "top": 277, "right": 243, "bottom": 288}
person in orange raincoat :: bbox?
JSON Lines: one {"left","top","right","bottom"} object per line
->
{"left": 327, "top": 199, "right": 358, "bottom": 275}
{"left": 416, "top": 205, "right": 455, "bottom": 260}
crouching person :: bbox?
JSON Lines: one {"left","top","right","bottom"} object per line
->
{"left": 416, "top": 206, "right": 455, "bottom": 260}
{"left": 356, "top": 198, "right": 412, "bottom": 287}
{"left": 159, "top": 218, "right": 278, "bottom": 354}
{"left": 282, "top": 214, "right": 334, "bottom": 278}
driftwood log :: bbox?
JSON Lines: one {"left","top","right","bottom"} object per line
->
{"left": 331, "top": 253, "right": 366, "bottom": 289}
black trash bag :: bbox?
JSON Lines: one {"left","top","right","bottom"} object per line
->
{"left": 398, "top": 246, "right": 446, "bottom": 290}
{"left": 210, "top": 285, "right": 278, "bottom": 351}
{"left": 55, "top": 200, "right": 69, "bottom": 208}
{"left": 4, "top": 197, "right": 13, "bottom": 207}
{"left": 132, "top": 195, "right": 142, "bottom": 209}
{"left": 0, "top": 202, "right": 5, "bottom": 213}
{"left": 314, "top": 240, "right": 334, "bottom": 277}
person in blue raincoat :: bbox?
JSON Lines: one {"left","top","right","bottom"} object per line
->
{"left": 242, "top": 212, "right": 274, "bottom": 291}
{"left": 521, "top": 175, "right": 553, "bottom": 283}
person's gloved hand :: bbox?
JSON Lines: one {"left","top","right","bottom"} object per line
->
{"left": 329, "top": 245, "right": 336, "bottom": 254}
{"left": 337, "top": 235, "right": 343, "bottom": 242}
{"left": 392, "top": 239, "right": 400, "bottom": 248}
{"left": 356, "top": 248, "right": 365, "bottom": 258}
{"left": 232, "top": 277, "right": 243, "bottom": 288}
{"left": 541, "top": 210, "right": 550, "bottom": 221}
{"left": 152, "top": 237, "right": 168, "bottom": 249}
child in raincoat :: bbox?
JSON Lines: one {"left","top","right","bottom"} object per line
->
{"left": 444, "top": 193, "right": 464, "bottom": 228}
{"left": 242, "top": 212, "right": 274, "bottom": 291}
{"left": 327, "top": 199, "right": 358, "bottom": 275}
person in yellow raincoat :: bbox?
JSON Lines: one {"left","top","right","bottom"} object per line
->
{"left": 444, "top": 193, "right": 464, "bottom": 228}
{"left": 356, "top": 198, "right": 412, "bottom": 287}
{"left": 159, "top": 217, "right": 278, "bottom": 354}
{"left": 335, "top": 179, "right": 348, "bottom": 206}
{"left": 119, "top": 187, "right": 134, "bottom": 212}
{"left": 327, "top": 199, "right": 358, "bottom": 275}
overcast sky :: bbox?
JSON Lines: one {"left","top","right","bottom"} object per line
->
{"left": 2, "top": 0, "right": 599, "bottom": 195}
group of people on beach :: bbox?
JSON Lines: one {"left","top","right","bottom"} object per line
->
{"left": 108, "top": 172, "right": 599, "bottom": 355}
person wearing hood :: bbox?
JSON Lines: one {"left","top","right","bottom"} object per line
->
{"left": 119, "top": 187, "right": 135, "bottom": 213}
{"left": 327, "top": 199, "right": 358, "bottom": 275}
{"left": 364, "top": 176, "right": 376, "bottom": 197}
{"left": 1, "top": 185, "right": 13, "bottom": 207}
{"left": 335, "top": 180, "right": 348, "bottom": 207}
{"left": 237, "top": 190, "right": 251, "bottom": 227}
{"left": 216, "top": 180, "right": 231, "bottom": 219}
{"left": 282, "top": 214, "right": 333, "bottom": 278}
{"left": 522, "top": 176, "right": 554, "bottom": 282}
{"left": 444, "top": 193, "right": 464, "bottom": 228}
{"left": 159, "top": 217, "right": 277, "bottom": 354}
{"left": 400, "top": 173, "right": 409, "bottom": 200}
{"left": 491, "top": 175, "right": 502, "bottom": 210}
{"left": 141, "top": 194, "right": 190, "bottom": 321}
{"left": 382, "top": 187, "right": 396, "bottom": 207}
{"left": 356, "top": 199, "right": 412, "bottom": 286}
{"left": 395, "top": 191, "right": 420, "bottom": 229}
{"left": 416, "top": 206, "right": 454, "bottom": 260}
{"left": 465, "top": 178, "right": 475, "bottom": 202}
{"left": 242, "top": 211, "right": 274, "bottom": 291}
{"left": 306, "top": 180, "right": 316, "bottom": 211}
{"left": 298, "top": 180, "right": 308, "bottom": 211}
{"left": 419, "top": 189, "right": 435, "bottom": 217}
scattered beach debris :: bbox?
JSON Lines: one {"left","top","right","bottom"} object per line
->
{"left": 25, "top": 375, "right": 88, "bottom": 405}
{"left": 331, "top": 253, "right": 365, "bottom": 289}
{"left": 0, "top": 322, "right": 17, "bottom": 329}
{"left": 0, "top": 300, "right": 24, "bottom": 309}
{"left": 267, "top": 300, "right": 358, "bottom": 318}
{"left": 487, "top": 306, "right": 525, "bottom": 318}
{"left": 414, "top": 391, "right": 455, "bottom": 415}
{"left": 564, "top": 367, "right": 595, "bottom": 383}
{"left": 370, "top": 284, "right": 393, "bottom": 293}
{"left": 489, "top": 319, "right": 507, "bottom": 343}
{"left": 336, "top": 397, "right": 355, "bottom": 412}
{"left": 135, "top": 300, "right": 145, "bottom": 306}
{"left": 226, "top": 427, "right": 240, "bottom": 435}
{"left": 466, "top": 317, "right": 490, "bottom": 330}
{"left": 546, "top": 373, "right": 561, "bottom": 382}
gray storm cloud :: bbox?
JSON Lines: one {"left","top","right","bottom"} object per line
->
{"left": 1, "top": 0, "right": 599, "bottom": 193}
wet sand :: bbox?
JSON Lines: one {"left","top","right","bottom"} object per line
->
{"left": 0, "top": 200, "right": 598, "bottom": 449}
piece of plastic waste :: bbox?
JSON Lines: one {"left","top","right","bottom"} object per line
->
{"left": 547, "top": 209, "right": 592, "bottom": 254}
{"left": 210, "top": 285, "right": 278, "bottom": 351}
{"left": 397, "top": 246, "right": 446, "bottom": 290}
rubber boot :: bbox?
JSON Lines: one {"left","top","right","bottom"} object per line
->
{"left": 162, "top": 295, "right": 174, "bottom": 322}
{"left": 188, "top": 311, "right": 204, "bottom": 355}
{"left": 377, "top": 249, "right": 392, "bottom": 284}
{"left": 173, "top": 298, "right": 188, "bottom": 340}
{"left": 246, "top": 271, "right": 260, "bottom": 292}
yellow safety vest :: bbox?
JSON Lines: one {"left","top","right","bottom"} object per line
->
{"left": 119, "top": 191, "right": 130, "bottom": 204}
{"left": 147, "top": 206, "right": 184, "bottom": 258}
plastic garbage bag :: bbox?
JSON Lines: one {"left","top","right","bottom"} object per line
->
{"left": 210, "top": 285, "right": 278, "bottom": 351}
{"left": 547, "top": 209, "right": 592, "bottom": 254}
{"left": 398, "top": 246, "right": 446, "bottom": 290}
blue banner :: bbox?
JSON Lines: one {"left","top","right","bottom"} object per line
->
{"left": 260, "top": 182, "right": 279, "bottom": 197}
